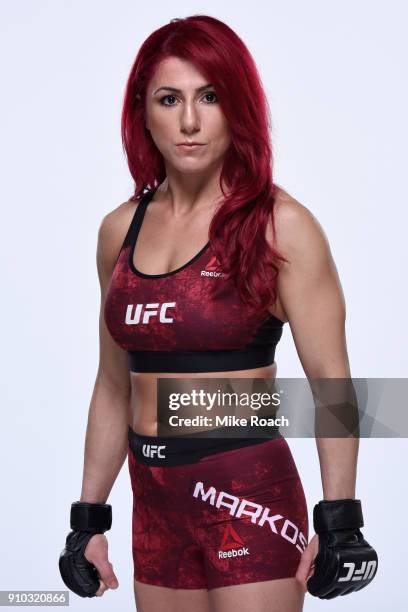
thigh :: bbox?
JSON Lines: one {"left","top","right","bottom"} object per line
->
{"left": 208, "top": 577, "right": 305, "bottom": 612}
{"left": 134, "top": 580, "right": 212, "bottom": 612}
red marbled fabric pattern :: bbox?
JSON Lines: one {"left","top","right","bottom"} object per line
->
{"left": 128, "top": 438, "right": 309, "bottom": 589}
{"left": 104, "top": 244, "right": 281, "bottom": 352}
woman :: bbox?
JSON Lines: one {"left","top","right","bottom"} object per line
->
{"left": 59, "top": 15, "right": 377, "bottom": 611}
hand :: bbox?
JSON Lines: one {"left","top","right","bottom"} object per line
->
{"left": 59, "top": 501, "right": 114, "bottom": 597}
{"left": 59, "top": 531, "right": 119, "bottom": 598}
{"left": 303, "top": 499, "right": 378, "bottom": 599}
{"left": 295, "top": 533, "right": 319, "bottom": 592}
{"left": 83, "top": 533, "right": 119, "bottom": 597}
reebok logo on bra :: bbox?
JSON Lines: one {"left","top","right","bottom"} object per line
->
{"left": 200, "top": 255, "right": 225, "bottom": 278}
{"left": 125, "top": 302, "right": 176, "bottom": 324}
{"left": 192, "top": 481, "right": 307, "bottom": 554}
{"left": 218, "top": 524, "right": 250, "bottom": 559}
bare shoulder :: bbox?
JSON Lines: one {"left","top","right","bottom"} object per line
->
{"left": 268, "top": 186, "right": 331, "bottom": 264}
{"left": 98, "top": 198, "right": 139, "bottom": 254}
{"left": 97, "top": 196, "right": 142, "bottom": 286}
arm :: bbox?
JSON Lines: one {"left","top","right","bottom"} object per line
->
{"left": 59, "top": 203, "right": 136, "bottom": 599}
{"left": 273, "top": 192, "right": 357, "bottom": 500}
{"left": 268, "top": 192, "right": 378, "bottom": 599}
{"left": 79, "top": 205, "right": 133, "bottom": 504}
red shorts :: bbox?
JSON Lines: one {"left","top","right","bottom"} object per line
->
{"left": 128, "top": 433, "right": 309, "bottom": 590}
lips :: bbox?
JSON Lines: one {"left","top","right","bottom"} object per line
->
{"left": 177, "top": 143, "right": 206, "bottom": 151}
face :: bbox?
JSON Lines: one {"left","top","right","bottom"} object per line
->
{"left": 144, "top": 56, "right": 231, "bottom": 174}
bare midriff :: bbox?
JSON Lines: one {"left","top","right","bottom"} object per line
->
{"left": 128, "top": 361, "right": 278, "bottom": 436}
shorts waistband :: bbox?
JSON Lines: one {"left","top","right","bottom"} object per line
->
{"left": 128, "top": 424, "right": 282, "bottom": 466}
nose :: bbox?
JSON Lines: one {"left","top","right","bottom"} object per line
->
{"left": 180, "top": 100, "right": 200, "bottom": 134}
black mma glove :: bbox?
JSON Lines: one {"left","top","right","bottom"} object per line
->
{"left": 59, "top": 501, "right": 112, "bottom": 598}
{"left": 307, "top": 499, "right": 378, "bottom": 599}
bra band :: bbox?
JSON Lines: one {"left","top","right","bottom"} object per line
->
{"left": 128, "top": 344, "right": 279, "bottom": 373}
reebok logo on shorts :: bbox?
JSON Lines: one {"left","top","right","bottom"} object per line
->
{"left": 192, "top": 481, "right": 307, "bottom": 554}
{"left": 218, "top": 524, "right": 249, "bottom": 559}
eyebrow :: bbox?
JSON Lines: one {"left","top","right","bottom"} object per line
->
{"left": 153, "top": 83, "right": 214, "bottom": 95}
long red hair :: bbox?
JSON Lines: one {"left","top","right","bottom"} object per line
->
{"left": 121, "top": 14, "right": 287, "bottom": 315}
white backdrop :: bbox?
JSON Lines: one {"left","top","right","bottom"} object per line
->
{"left": 1, "top": 1, "right": 406, "bottom": 610}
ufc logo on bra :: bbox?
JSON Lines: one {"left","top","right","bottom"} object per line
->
{"left": 125, "top": 302, "right": 176, "bottom": 324}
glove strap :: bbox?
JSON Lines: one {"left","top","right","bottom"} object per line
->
{"left": 70, "top": 501, "right": 112, "bottom": 533}
{"left": 313, "top": 499, "right": 364, "bottom": 533}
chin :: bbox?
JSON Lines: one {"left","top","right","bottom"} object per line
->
{"left": 173, "top": 161, "right": 210, "bottom": 173}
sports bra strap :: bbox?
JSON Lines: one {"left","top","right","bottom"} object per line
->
{"left": 112, "top": 189, "right": 155, "bottom": 267}
{"left": 124, "top": 189, "right": 155, "bottom": 251}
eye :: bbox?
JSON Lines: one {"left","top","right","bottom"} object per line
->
{"left": 201, "top": 91, "right": 218, "bottom": 104}
{"left": 159, "top": 94, "right": 178, "bottom": 106}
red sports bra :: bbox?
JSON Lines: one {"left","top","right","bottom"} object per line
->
{"left": 104, "top": 189, "right": 285, "bottom": 373}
